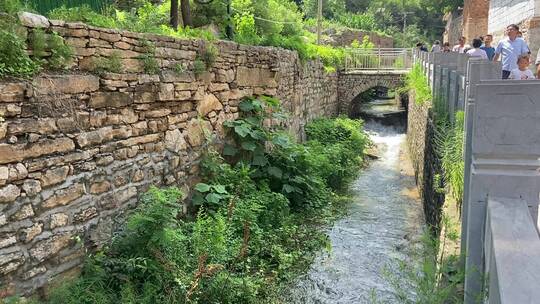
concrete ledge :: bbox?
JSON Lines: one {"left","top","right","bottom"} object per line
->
{"left": 485, "top": 197, "right": 540, "bottom": 304}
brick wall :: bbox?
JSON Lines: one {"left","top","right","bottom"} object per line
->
{"left": 462, "top": 0, "right": 489, "bottom": 41}
{"left": 0, "top": 14, "right": 339, "bottom": 297}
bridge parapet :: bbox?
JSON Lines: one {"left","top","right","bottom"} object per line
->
{"left": 344, "top": 48, "right": 413, "bottom": 73}
{"left": 414, "top": 50, "right": 540, "bottom": 304}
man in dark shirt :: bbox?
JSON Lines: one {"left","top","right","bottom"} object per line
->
{"left": 480, "top": 34, "right": 496, "bottom": 60}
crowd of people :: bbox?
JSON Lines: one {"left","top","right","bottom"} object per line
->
{"left": 417, "top": 24, "right": 540, "bottom": 80}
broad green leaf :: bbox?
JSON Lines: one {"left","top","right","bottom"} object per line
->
{"left": 223, "top": 144, "right": 238, "bottom": 156}
{"left": 239, "top": 100, "right": 255, "bottom": 112}
{"left": 212, "top": 185, "right": 228, "bottom": 194}
{"left": 268, "top": 166, "right": 283, "bottom": 179}
{"left": 282, "top": 184, "right": 296, "bottom": 193}
{"left": 241, "top": 141, "right": 257, "bottom": 151}
{"left": 205, "top": 193, "right": 221, "bottom": 204}
{"left": 252, "top": 154, "right": 268, "bottom": 166}
{"left": 194, "top": 183, "right": 211, "bottom": 193}
{"left": 234, "top": 125, "right": 251, "bottom": 137}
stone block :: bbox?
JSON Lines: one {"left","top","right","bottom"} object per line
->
{"left": 0, "top": 83, "right": 26, "bottom": 102}
{"left": 20, "top": 223, "right": 43, "bottom": 243}
{"left": 40, "top": 166, "right": 69, "bottom": 187}
{"left": 74, "top": 207, "right": 98, "bottom": 222}
{"left": 35, "top": 75, "right": 99, "bottom": 95}
{"left": 155, "top": 48, "right": 196, "bottom": 60}
{"left": 90, "top": 92, "right": 132, "bottom": 108}
{"left": 160, "top": 70, "right": 194, "bottom": 83}
{"left": 29, "top": 234, "right": 72, "bottom": 262}
{"left": 7, "top": 118, "right": 57, "bottom": 135}
{"left": 197, "top": 93, "right": 223, "bottom": 117}
{"left": 90, "top": 181, "right": 111, "bottom": 194}
{"left": 18, "top": 12, "right": 49, "bottom": 28}
{"left": 50, "top": 213, "right": 68, "bottom": 229}
{"left": 76, "top": 127, "right": 114, "bottom": 148}
{"left": 236, "top": 66, "right": 276, "bottom": 87}
{"left": 175, "top": 91, "right": 192, "bottom": 101}
{"left": 22, "top": 179, "right": 41, "bottom": 197}
{"left": 157, "top": 83, "right": 175, "bottom": 101}
{"left": 12, "top": 204, "right": 34, "bottom": 221}
{"left": 186, "top": 119, "right": 212, "bottom": 147}
{"left": 99, "top": 32, "right": 121, "bottom": 42}
{"left": 42, "top": 183, "right": 85, "bottom": 209}
{"left": 165, "top": 129, "right": 187, "bottom": 153}
{"left": 0, "top": 235, "right": 16, "bottom": 249}
{"left": 0, "top": 185, "right": 20, "bottom": 203}
{"left": 0, "top": 138, "right": 75, "bottom": 165}
{"left": 0, "top": 251, "right": 24, "bottom": 275}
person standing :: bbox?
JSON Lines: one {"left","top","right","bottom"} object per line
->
{"left": 431, "top": 40, "right": 442, "bottom": 53}
{"left": 480, "top": 34, "right": 496, "bottom": 60}
{"left": 493, "top": 24, "right": 530, "bottom": 79}
{"left": 452, "top": 36, "right": 469, "bottom": 53}
{"left": 467, "top": 38, "right": 488, "bottom": 59}
{"left": 442, "top": 42, "right": 451, "bottom": 53}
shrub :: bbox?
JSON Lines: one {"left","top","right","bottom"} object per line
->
{"left": 92, "top": 51, "right": 122, "bottom": 74}
{"left": 200, "top": 43, "right": 218, "bottom": 69}
{"left": 30, "top": 28, "right": 47, "bottom": 59}
{"left": 401, "top": 63, "right": 432, "bottom": 105}
{"left": 47, "top": 96, "right": 369, "bottom": 304}
{"left": 193, "top": 58, "right": 206, "bottom": 77}
{"left": 0, "top": 30, "right": 40, "bottom": 78}
{"left": 47, "top": 32, "right": 74, "bottom": 69}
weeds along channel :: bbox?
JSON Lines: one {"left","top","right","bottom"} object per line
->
{"left": 5, "top": 96, "right": 370, "bottom": 304}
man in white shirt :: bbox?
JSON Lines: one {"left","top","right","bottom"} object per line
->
{"left": 452, "top": 36, "right": 470, "bottom": 53}
{"left": 493, "top": 24, "right": 530, "bottom": 79}
{"left": 466, "top": 38, "right": 488, "bottom": 59}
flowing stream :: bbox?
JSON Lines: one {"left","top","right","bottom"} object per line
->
{"left": 285, "top": 99, "right": 425, "bottom": 303}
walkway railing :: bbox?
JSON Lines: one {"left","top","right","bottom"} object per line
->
{"left": 344, "top": 48, "right": 413, "bottom": 72}
{"left": 414, "top": 50, "right": 540, "bottom": 304}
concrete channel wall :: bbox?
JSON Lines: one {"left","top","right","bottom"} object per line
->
{"left": 414, "top": 50, "right": 540, "bottom": 304}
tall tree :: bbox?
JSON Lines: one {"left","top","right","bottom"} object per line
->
{"left": 170, "top": 0, "right": 180, "bottom": 30}
{"left": 181, "top": 0, "right": 192, "bottom": 27}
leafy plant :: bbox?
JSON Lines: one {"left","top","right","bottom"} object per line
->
{"left": 200, "top": 43, "right": 217, "bottom": 69}
{"left": 173, "top": 62, "right": 185, "bottom": 75}
{"left": 0, "top": 30, "right": 40, "bottom": 78}
{"left": 400, "top": 63, "right": 432, "bottom": 105}
{"left": 47, "top": 32, "right": 74, "bottom": 69}
{"left": 92, "top": 51, "right": 122, "bottom": 74}
{"left": 136, "top": 39, "right": 160, "bottom": 74}
{"left": 193, "top": 57, "right": 206, "bottom": 77}
{"left": 30, "top": 28, "right": 47, "bottom": 59}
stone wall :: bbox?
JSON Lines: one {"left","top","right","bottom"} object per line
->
{"left": 406, "top": 92, "right": 445, "bottom": 233}
{"left": 443, "top": 10, "right": 464, "bottom": 44}
{"left": 0, "top": 14, "right": 338, "bottom": 297}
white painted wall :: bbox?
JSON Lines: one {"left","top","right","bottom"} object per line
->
{"left": 488, "top": 0, "right": 536, "bottom": 33}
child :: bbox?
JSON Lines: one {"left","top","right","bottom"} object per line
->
{"left": 509, "top": 55, "right": 535, "bottom": 80}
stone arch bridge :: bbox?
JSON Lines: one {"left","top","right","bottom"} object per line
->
{"left": 337, "top": 70, "right": 407, "bottom": 114}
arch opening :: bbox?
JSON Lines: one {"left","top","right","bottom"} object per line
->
{"left": 349, "top": 86, "right": 408, "bottom": 129}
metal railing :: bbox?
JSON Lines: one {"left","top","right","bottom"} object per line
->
{"left": 344, "top": 48, "right": 413, "bottom": 72}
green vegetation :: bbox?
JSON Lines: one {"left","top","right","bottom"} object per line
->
{"left": 0, "top": 1, "right": 73, "bottom": 78}
{"left": 384, "top": 229, "right": 464, "bottom": 304}
{"left": 401, "top": 63, "right": 432, "bottom": 105}
{"left": 37, "top": 97, "right": 368, "bottom": 304}
{"left": 138, "top": 40, "right": 160, "bottom": 74}
{"left": 434, "top": 111, "right": 465, "bottom": 209}
{"left": 92, "top": 52, "right": 123, "bottom": 74}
